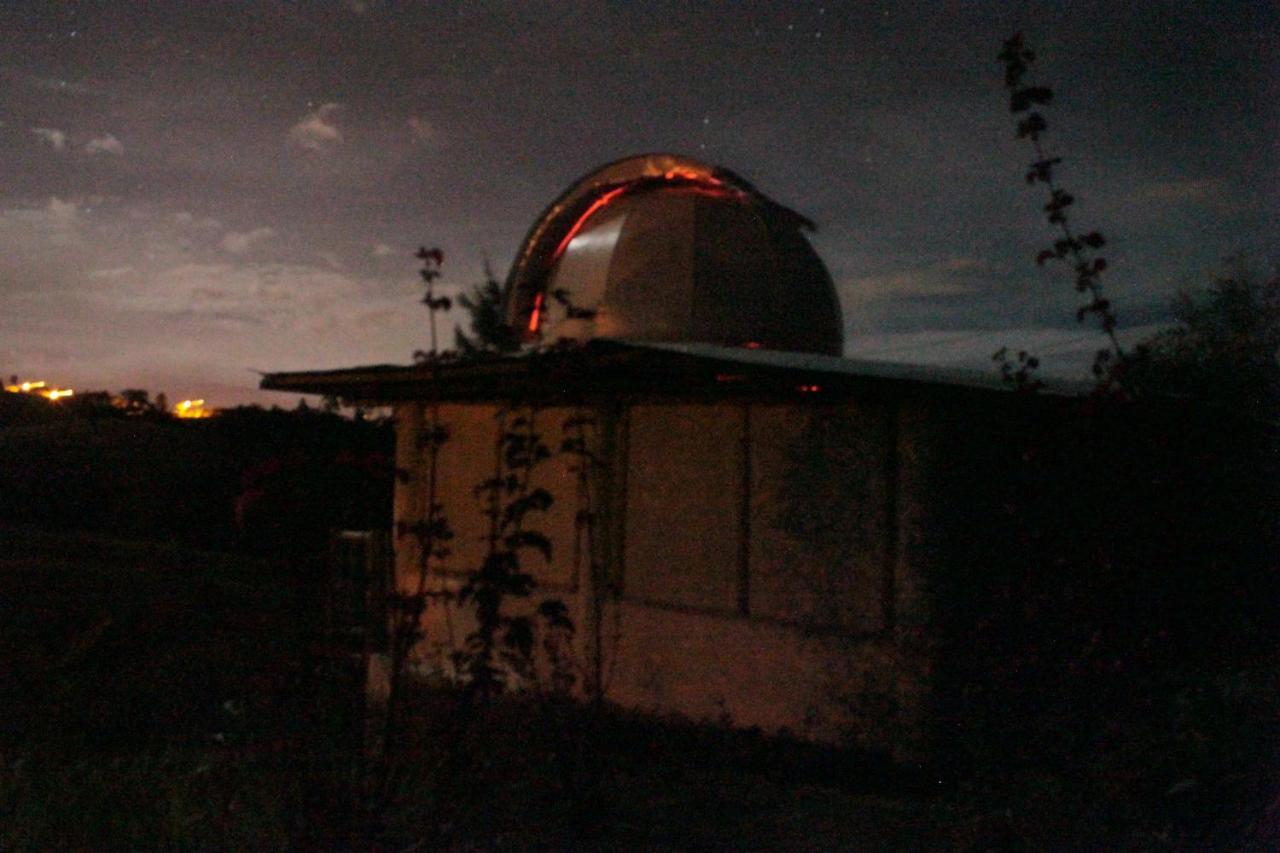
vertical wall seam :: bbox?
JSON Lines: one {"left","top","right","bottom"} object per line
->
{"left": 883, "top": 398, "right": 900, "bottom": 631}
{"left": 614, "top": 404, "right": 631, "bottom": 598}
{"left": 738, "top": 403, "right": 753, "bottom": 617}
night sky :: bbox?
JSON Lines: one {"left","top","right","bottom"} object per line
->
{"left": 2, "top": 1, "right": 1275, "bottom": 406}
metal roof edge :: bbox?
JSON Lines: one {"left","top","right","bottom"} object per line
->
{"left": 259, "top": 338, "right": 1092, "bottom": 399}
{"left": 608, "top": 339, "right": 1090, "bottom": 396}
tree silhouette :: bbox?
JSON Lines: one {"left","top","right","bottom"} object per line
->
{"left": 455, "top": 260, "right": 519, "bottom": 356}
{"left": 1130, "top": 261, "right": 1280, "bottom": 419}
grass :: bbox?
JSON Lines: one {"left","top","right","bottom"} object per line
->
{"left": 2, "top": 524, "right": 1276, "bottom": 850}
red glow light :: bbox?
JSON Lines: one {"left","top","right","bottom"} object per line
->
{"left": 550, "top": 172, "right": 738, "bottom": 263}
{"left": 661, "top": 167, "right": 721, "bottom": 185}
{"left": 744, "top": 341, "right": 762, "bottom": 349}
{"left": 797, "top": 384, "right": 822, "bottom": 393}
{"left": 531, "top": 169, "right": 744, "bottom": 337}
{"left": 528, "top": 291, "right": 544, "bottom": 332}
{"left": 551, "top": 185, "right": 631, "bottom": 261}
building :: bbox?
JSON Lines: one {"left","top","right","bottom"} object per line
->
{"left": 263, "top": 154, "right": 1244, "bottom": 765}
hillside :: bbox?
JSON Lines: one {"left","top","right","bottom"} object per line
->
{"left": 0, "top": 403, "right": 393, "bottom": 554}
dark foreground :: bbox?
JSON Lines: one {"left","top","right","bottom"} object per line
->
{"left": 1, "top": 525, "right": 1276, "bottom": 851}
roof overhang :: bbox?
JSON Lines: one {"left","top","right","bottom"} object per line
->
{"left": 260, "top": 339, "right": 1089, "bottom": 405}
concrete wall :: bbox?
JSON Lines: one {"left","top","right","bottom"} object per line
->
{"left": 390, "top": 391, "right": 952, "bottom": 763}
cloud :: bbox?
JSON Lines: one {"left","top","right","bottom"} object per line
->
{"left": 289, "top": 103, "right": 343, "bottom": 151}
{"left": 371, "top": 242, "right": 397, "bottom": 257}
{"left": 843, "top": 324, "right": 1170, "bottom": 378}
{"left": 47, "top": 196, "right": 78, "bottom": 224}
{"left": 88, "top": 265, "right": 135, "bottom": 280}
{"left": 1142, "top": 178, "right": 1224, "bottom": 203}
{"left": 219, "top": 226, "right": 276, "bottom": 255}
{"left": 1140, "top": 177, "right": 1246, "bottom": 214}
{"left": 175, "top": 211, "right": 222, "bottom": 230}
{"left": 846, "top": 257, "right": 990, "bottom": 299}
{"left": 114, "top": 261, "right": 383, "bottom": 331}
{"left": 32, "top": 127, "right": 67, "bottom": 150}
{"left": 84, "top": 134, "right": 124, "bottom": 156}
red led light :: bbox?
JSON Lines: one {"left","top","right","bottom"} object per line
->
{"left": 551, "top": 185, "right": 631, "bottom": 261}
{"left": 550, "top": 172, "right": 739, "bottom": 263}
{"left": 532, "top": 169, "right": 746, "bottom": 338}
{"left": 797, "top": 384, "right": 822, "bottom": 393}
{"left": 661, "top": 167, "right": 723, "bottom": 185}
{"left": 528, "top": 291, "right": 544, "bottom": 332}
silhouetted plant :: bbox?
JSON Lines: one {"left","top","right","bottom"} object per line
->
{"left": 456, "top": 402, "right": 554, "bottom": 700}
{"left": 990, "top": 347, "right": 1044, "bottom": 393}
{"left": 414, "top": 247, "right": 449, "bottom": 362}
{"left": 997, "top": 33, "right": 1125, "bottom": 392}
{"left": 379, "top": 247, "right": 456, "bottom": 806}
{"left": 454, "top": 259, "right": 520, "bottom": 355}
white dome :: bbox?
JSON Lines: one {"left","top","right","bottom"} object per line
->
{"left": 506, "top": 153, "right": 843, "bottom": 356}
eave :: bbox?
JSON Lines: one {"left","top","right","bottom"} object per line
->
{"left": 260, "top": 339, "right": 1089, "bottom": 405}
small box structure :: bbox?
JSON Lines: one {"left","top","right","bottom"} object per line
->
{"left": 263, "top": 341, "right": 1065, "bottom": 763}
{"left": 261, "top": 153, "right": 1089, "bottom": 763}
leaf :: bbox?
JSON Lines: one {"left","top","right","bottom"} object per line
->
{"left": 502, "top": 617, "right": 534, "bottom": 658}
{"left": 505, "top": 530, "right": 553, "bottom": 561}
{"left": 1045, "top": 189, "right": 1074, "bottom": 212}
{"left": 509, "top": 572, "right": 535, "bottom": 596}
{"left": 1016, "top": 113, "right": 1047, "bottom": 139}
{"left": 1024, "top": 156, "right": 1062, "bottom": 184}
{"left": 1010, "top": 86, "right": 1053, "bottom": 113}
{"left": 415, "top": 246, "right": 444, "bottom": 265}
{"left": 539, "top": 599, "right": 575, "bottom": 632}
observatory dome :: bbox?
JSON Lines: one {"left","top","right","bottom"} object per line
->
{"left": 505, "top": 153, "right": 843, "bottom": 356}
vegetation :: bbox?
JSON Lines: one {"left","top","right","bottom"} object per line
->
{"left": 1130, "top": 261, "right": 1280, "bottom": 419}
{"left": 3, "top": 523, "right": 1274, "bottom": 849}
{"left": 0, "top": 397, "right": 393, "bottom": 557}
{"left": 982, "top": 34, "right": 1279, "bottom": 851}
{"left": 1, "top": 33, "right": 1275, "bottom": 851}
{"left": 454, "top": 260, "right": 521, "bottom": 355}
{"left": 997, "top": 33, "right": 1122, "bottom": 391}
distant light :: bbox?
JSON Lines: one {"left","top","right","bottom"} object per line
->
{"left": 5, "top": 380, "right": 74, "bottom": 401}
{"left": 796, "top": 384, "right": 822, "bottom": 393}
{"left": 174, "top": 399, "right": 214, "bottom": 419}
{"left": 744, "top": 341, "right": 762, "bottom": 350}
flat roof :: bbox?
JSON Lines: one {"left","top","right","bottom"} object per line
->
{"left": 259, "top": 338, "right": 1089, "bottom": 403}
